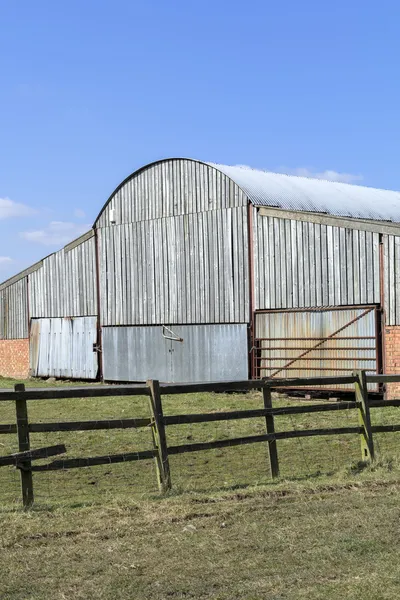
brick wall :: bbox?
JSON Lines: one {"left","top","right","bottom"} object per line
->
{"left": 384, "top": 326, "right": 400, "bottom": 399}
{"left": 0, "top": 339, "right": 30, "bottom": 380}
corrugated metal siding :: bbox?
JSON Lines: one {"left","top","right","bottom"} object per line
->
{"left": 99, "top": 207, "right": 249, "bottom": 326}
{"left": 30, "top": 317, "right": 98, "bottom": 379}
{"left": 253, "top": 211, "right": 380, "bottom": 309}
{"left": 29, "top": 235, "right": 97, "bottom": 318}
{"left": 96, "top": 159, "right": 248, "bottom": 227}
{"left": 102, "top": 324, "right": 248, "bottom": 382}
{"left": 383, "top": 234, "right": 400, "bottom": 325}
{"left": 255, "top": 308, "right": 377, "bottom": 389}
{"left": 0, "top": 278, "right": 28, "bottom": 339}
{"left": 212, "top": 162, "right": 400, "bottom": 222}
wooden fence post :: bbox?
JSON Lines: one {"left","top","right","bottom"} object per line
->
{"left": 354, "top": 370, "right": 375, "bottom": 462}
{"left": 14, "top": 383, "right": 34, "bottom": 507}
{"left": 263, "top": 381, "right": 279, "bottom": 478}
{"left": 147, "top": 379, "right": 171, "bottom": 492}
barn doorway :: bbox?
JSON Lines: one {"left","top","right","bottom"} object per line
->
{"left": 252, "top": 306, "right": 381, "bottom": 390}
{"left": 101, "top": 324, "right": 248, "bottom": 382}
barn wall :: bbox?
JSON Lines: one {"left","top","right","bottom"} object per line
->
{"left": 253, "top": 210, "right": 381, "bottom": 309}
{"left": 0, "top": 278, "right": 29, "bottom": 339}
{"left": 96, "top": 159, "right": 248, "bottom": 227}
{"left": 97, "top": 160, "right": 249, "bottom": 326}
{"left": 383, "top": 234, "right": 400, "bottom": 326}
{"left": 99, "top": 207, "right": 249, "bottom": 325}
{"left": 28, "top": 234, "right": 97, "bottom": 318}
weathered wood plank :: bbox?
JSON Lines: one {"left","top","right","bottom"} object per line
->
{"left": 0, "top": 376, "right": 367, "bottom": 402}
{"left": 147, "top": 379, "right": 171, "bottom": 492}
{"left": 167, "top": 427, "right": 362, "bottom": 455}
{"left": 29, "top": 418, "right": 152, "bottom": 432}
{"left": 367, "top": 374, "right": 400, "bottom": 383}
{"left": 371, "top": 424, "right": 400, "bottom": 433}
{"left": 14, "top": 384, "right": 34, "bottom": 507}
{"left": 0, "top": 384, "right": 150, "bottom": 401}
{"left": 0, "top": 401, "right": 359, "bottom": 437}
{"left": 0, "top": 424, "right": 17, "bottom": 434}
{"left": 263, "top": 384, "right": 279, "bottom": 478}
{"left": 354, "top": 370, "right": 374, "bottom": 461}
{"left": 32, "top": 449, "right": 156, "bottom": 471}
{"left": 160, "top": 380, "right": 263, "bottom": 395}
{"left": 163, "top": 401, "right": 357, "bottom": 426}
{"left": 369, "top": 399, "right": 400, "bottom": 408}
{"left": 0, "top": 444, "right": 66, "bottom": 467}
{"left": 1, "top": 419, "right": 151, "bottom": 434}
{"left": 268, "top": 376, "right": 357, "bottom": 387}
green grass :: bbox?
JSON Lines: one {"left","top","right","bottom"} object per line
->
{"left": 1, "top": 376, "right": 400, "bottom": 598}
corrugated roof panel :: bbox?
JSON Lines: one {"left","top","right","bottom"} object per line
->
{"left": 210, "top": 163, "right": 400, "bottom": 222}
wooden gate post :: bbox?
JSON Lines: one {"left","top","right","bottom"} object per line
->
{"left": 147, "top": 379, "right": 171, "bottom": 492}
{"left": 14, "top": 384, "right": 34, "bottom": 507}
{"left": 263, "top": 381, "right": 279, "bottom": 478}
{"left": 354, "top": 370, "right": 375, "bottom": 462}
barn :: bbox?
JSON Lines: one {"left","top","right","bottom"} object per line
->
{"left": 2, "top": 158, "right": 400, "bottom": 396}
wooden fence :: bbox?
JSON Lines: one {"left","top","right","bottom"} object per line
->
{"left": 1, "top": 371, "right": 400, "bottom": 507}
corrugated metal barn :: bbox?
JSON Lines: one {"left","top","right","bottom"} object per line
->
{"left": 2, "top": 158, "right": 400, "bottom": 393}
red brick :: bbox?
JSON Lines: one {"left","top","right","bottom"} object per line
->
{"left": 384, "top": 326, "right": 400, "bottom": 399}
{"left": 0, "top": 339, "right": 30, "bottom": 380}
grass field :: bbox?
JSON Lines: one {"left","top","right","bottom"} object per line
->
{"left": 1, "top": 376, "right": 400, "bottom": 599}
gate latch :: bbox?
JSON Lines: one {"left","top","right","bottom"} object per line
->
{"left": 162, "top": 325, "right": 183, "bottom": 342}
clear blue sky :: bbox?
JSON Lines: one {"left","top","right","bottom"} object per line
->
{"left": 1, "top": 0, "right": 399, "bottom": 280}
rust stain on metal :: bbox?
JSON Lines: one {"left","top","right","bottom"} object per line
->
{"left": 253, "top": 306, "right": 379, "bottom": 391}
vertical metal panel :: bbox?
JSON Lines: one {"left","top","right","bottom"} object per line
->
{"left": 30, "top": 317, "right": 98, "bottom": 379}
{"left": 98, "top": 207, "right": 249, "bottom": 326}
{"left": 28, "top": 236, "right": 97, "bottom": 318}
{"left": 102, "top": 324, "right": 248, "bottom": 382}
{"left": 102, "top": 327, "right": 171, "bottom": 382}
{"left": 383, "top": 234, "right": 400, "bottom": 325}
{"left": 255, "top": 307, "right": 377, "bottom": 390}
{"left": 253, "top": 214, "right": 381, "bottom": 310}
{"left": 0, "top": 278, "right": 28, "bottom": 339}
{"left": 96, "top": 160, "right": 248, "bottom": 228}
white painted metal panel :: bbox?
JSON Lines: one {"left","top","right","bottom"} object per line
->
{"left": 30, "top": 317, "right": 98, "bottom": 379}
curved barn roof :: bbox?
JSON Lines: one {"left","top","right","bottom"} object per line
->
{"left": 209, "top": 162, "right": 400, "bottom": 223}
{"left": 96, "top": 158, "right": 400, "bottom": 225}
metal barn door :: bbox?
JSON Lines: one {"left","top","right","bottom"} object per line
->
{"left": 102, "top": 324, "right": 248, "bottom": 382}
{"left": 30, "top": 317, "right": 98, "bottom": 379}
{"left": 253, "top": 307, "right": 379, "bottom": 388}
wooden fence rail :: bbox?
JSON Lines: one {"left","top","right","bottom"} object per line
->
{"left": 1, "top": 371, "right": 400, "bottom": 507}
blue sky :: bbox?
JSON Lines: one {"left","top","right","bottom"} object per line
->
{"left": 1, "top": 0, "right": 400, "bottom": 280}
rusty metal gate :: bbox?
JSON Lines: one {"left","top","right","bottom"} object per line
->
{"left": 253, "top": 306, "right": 380, "bottom": 388}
